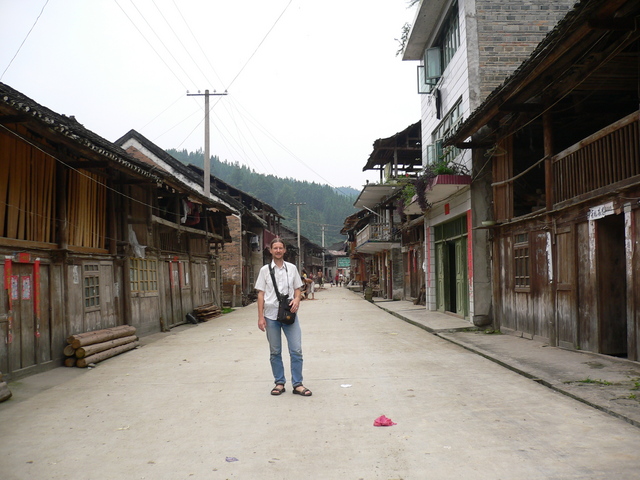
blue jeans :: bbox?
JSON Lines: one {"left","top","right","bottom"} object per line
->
{"left": 265, "top": 316, "right": 303, "bottom": 387}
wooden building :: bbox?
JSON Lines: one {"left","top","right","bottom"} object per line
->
{"left": 187, "top": 164, "right": 283, "bottom": 307}
{"left": 0, "top": 84, "right": 234, "bottom": 380}
{"left": 446, "top": 0, "right": 640, "bottom": 359}
{"left": 342, "top": 123, "right": 422, "bottom": 300}
{"left": 401, "top": 0, "right": 573, "bottom": 322}
{"left": 116, "top": 130, "right": 238, "bottom": 327}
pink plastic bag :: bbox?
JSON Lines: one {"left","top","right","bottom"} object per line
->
{"left": 373, "top": 415, "right": 397, "bottom": 426}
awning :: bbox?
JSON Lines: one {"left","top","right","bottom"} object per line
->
{"left": 354, "top": 184, "right": 399, "bottom": 209}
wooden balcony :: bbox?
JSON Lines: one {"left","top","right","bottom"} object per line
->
{"left": 553, "top": 111, "right": 639, "bottom": 205}
{"left": 355, "top": 223, "right": 398, "bottom": 254}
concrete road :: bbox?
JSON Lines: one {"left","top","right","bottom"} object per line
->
{"left": 2, "top": 287, "right": 640, "bottom": 479}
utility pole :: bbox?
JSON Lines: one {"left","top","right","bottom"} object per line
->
{"left": 186, "top": 89, "right": 227, "bottom": 196}
{"left": 290, "top": 202, "right": 305, "bottom": 272}
{"left": 321, "top": 225, "right": 326, "bottom": 278}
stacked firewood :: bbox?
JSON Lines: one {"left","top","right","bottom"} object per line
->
{"left": 0, "top": 371, "right": 11, "bottom": 402}
{"left": 193, "top": 302, "right": 222, "bottom": 322}
{"left": 64, "top": 325, "right": 139, "bottom": 368}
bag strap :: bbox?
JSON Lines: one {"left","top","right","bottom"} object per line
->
{"left": 269, "top": 263, "right": 289, "bottom": 298}
{"left": 269, "top": 265, "right": 281, "bottom": 298}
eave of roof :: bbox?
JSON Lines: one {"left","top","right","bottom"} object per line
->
{"left": 0, "top": 83, "right": 161, "bottom": 183}
{"left": 116, "top": 129, "right": 240, "bottom": 214}
{"left": 353, "top": 184, "right": 401, "bottom": 210}
{"left": 362, "top": 121, "right": 422, "bottom": 172}
{"left": 187, "top": 164, "right": 281, "bottom": 218}
{"left": 402, "top": 0, "right": 451, "bottom": 60}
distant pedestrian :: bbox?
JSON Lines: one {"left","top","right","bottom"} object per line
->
{"left": 255, "top": 238, "right": 312, "bottom": 397}
{"left": 302, "top": 268, "right": 315, "bottom": 300}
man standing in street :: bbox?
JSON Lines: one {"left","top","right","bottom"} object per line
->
{"left": 255, "top": 238, "right": 312, "bottom": 397}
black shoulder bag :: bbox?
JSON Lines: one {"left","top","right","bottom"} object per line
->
{"left": 269, "top": 265, "right": 296, "bottom": 325}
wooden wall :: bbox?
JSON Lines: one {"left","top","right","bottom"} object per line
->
{"left": 495, "top": 198, "right": 640, "bottom": 359}
{"left": 0, "top": 256, "right": 65, "bottom": 380}
{"left": 0, "top": 129, "right": 56, "bottom": 243}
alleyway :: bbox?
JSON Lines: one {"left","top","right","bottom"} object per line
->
{"left": 2, "top": 287, "right": 640, "bottom": 479}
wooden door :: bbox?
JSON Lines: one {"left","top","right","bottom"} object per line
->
{"left": 167, "top": 261, "right": 183, "bottom": 328}
{"left": 435, "top": 242, "right": 448, "bottom": 311}
{"left": 4, "top": 262, "right": 52, "bottom": 377}
{"left": 455, "top": 237, "right": 468, "bottom": 317}
{"left": 99, "top": 263, "right": 117, "bottom": 329}
{"left": 597, "top": 214, "right": 627, "bottom": 355}
{"left": 556, "top": 226, "right": 577, "bottom": 349}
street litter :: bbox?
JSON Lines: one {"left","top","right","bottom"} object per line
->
{"left": 373, "top": 415, "right": 396, "bottom": 426}
{"left": 225, "top": 457, "right": 239, "bottom": 462}
{"left": 340, "top": 384, "right": 352, "bottom": 388}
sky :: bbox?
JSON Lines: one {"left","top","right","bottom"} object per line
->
{"left": 0, "top": 0, "right": 421, "bottom": 191}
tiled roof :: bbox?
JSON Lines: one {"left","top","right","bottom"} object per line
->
{"left": 0, "top": 82, "right": 161, "bottom": 182}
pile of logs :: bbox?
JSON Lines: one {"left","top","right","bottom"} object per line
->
{"left": 64, "top": 325, "right": 139, "bottom": 368}
{"left": 0, "top": 371, "right": 11, "bottom": 402}
{"left": 193, "top": 302, "right": 222, "bottom": 322}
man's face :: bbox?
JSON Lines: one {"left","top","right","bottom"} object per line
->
{"left": 270, "top": 242, "right": 286, "bottom": 259}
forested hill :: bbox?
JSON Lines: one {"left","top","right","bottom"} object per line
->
{"left": 167, "top": 149, "right": 358, "bottom": 246}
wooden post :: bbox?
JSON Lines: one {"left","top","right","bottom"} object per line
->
{"left": 543, "top": 109, "right": 555, "bottom": 210}
{"left": 108, "top": 179, "right": 117, "bottom": 255}
{"left": 56, "top": 162, "right": 68, "bottom": 249}
{"left": 543, "top": 106, "right": 558, "bottom": 347}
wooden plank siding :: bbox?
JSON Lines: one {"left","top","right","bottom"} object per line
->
{"left": 0, "top": 129, "right": 56, "bottom": 243}
{"left": 67, "top": 170, "right": 107, "bottom": 250}
{"left": 553, "top": 112, "right": 639, "bottom": 205}
{"left": 492, "top": 137, "right": 513, "bottom": 221}
{"left": 555, "top": 226, "right": 577, "bottom": 349}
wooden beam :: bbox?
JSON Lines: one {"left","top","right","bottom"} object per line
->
{"left": 499, "top": 103, "right": 543, "bottom": 113}
{"left": 64, "top": 160, "right": 109, "bottom": 169}
{"left": 589, "top": 17, "right": 638, "bottom": 31}
{"left": 0, "top": 115, "right": 29, "bottom": 124}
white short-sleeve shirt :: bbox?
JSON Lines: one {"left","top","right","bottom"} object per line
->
{"left": 255, "top": 260, "right": 303, "bottom": 319}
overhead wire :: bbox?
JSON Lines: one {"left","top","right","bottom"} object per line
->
{"left": 467, "top": 28, "right": 633, "bottom": 184}
{"left": 213, "top": 100, "right": 273, "bottom": 173}
{"left": 170, "top": 0, "right": 225, "bottom": 88}
{"left": 116, "top": 0, "right": 352, "bottom": 197}
{"left": 125, "top": 0, "right": 201, "bottom": 88}
{"left": 225, "top": 97, "right": 277, "bottom": 173}
{"left": 224, "top": 0, "right": 293, "bottom": 91}
{"left": 1, "top": 0, "right": 50, "bottom": 81}
{"left": 0, "top": 122, "right": 165, "bottom": 247}
{"left": 229, "top": 97, "right": 355, "bottom": 194}
{"left": 150, "top": 0, "right": 215, "bottom": 88}
{"left": 113, "top": 0, "right": 189, "bottom": 90}
{"left": 170, "top": 0, "right": 295, "bottom": 169}
{"left": 141, "top": 93, "right": 184, "bottom": 130}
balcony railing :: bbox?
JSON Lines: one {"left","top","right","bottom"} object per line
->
{"left": 356, "top": 223, "right": 392, "bottom": 248}
{"left": 553, "top": 111, "right": 639, "bottom": 204}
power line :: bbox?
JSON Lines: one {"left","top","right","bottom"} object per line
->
{"left": 170, "top": 0, "right": 225, "bottom": 88}
{"left": 150, "top": 0, "right": 216, "bottom": 88}
{"left": 225, "top": 0, "right": 293, "bottom": 90}
{"left": 1, "top": 0, "right": 50, "bottom": 81}
{"left": 125, "top": 0, "right": 201, "bottom": 88}
{"left": 113, "top": 0, "right": 188, "bottom": 90}
{"left": 141, "top": 93, "right": 184, "bottom": 130}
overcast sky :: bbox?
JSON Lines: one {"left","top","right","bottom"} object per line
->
{"left": 1, "top": 0, "right": 420, "bottom": 190}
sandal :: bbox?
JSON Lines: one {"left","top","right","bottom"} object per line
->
{"left": 271, "top": 384, "right": 285, "bottom": 396}
{"left": 292, "top": 385, "right": 312, "bottom": 397}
